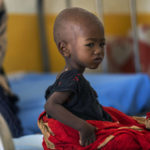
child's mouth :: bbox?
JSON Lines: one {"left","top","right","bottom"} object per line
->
{"left": 93, "top": 57, "right": 102, "bottom": 63}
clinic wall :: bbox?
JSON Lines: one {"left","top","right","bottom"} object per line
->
{"left": 3, "top": 0, "right": 150, "bottom": 73}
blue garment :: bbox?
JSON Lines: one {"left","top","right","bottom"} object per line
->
{"left": 0, "top": 85, "right": 23, "bottom": 137}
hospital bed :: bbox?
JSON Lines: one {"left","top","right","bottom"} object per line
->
{"left": 0, "top": 0, "right": 148, "bottom": 149}
{"left": 4, "top": 72, "right": 149, "bottom": 150}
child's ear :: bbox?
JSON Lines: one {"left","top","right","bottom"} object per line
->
{"left": 58, "top": 41, "right": 70, "bottom": 57}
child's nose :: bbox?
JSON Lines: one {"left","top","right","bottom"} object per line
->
{"left": 94, "top": 47, "right": 102, "bottom": 55}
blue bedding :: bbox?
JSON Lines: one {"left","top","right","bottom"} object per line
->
{"left": 8, "top": 73, "right": 150, "bottom": 135}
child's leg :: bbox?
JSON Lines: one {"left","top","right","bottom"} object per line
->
{"left": 132, "top": 116, "right": 145, "bottom": 124}
{"left": 133, "top": 115, "right": 150, "bottom": 130}
{"left": 104, "top": 106, "right": 150, "bottom": 129}
{"left": 101, "top": 133, "right": 141, "bottom": 150}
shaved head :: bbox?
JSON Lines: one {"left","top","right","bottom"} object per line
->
{"left": 53, "top": 7, "right": 103, "bottom": 49}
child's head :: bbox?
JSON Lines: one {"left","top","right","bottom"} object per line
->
{"left": 53, "top": 7, "right": 105, "bottom": 72}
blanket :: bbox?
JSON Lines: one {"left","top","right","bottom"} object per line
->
{"left": 38, "top": 107, "right": 150, "bottom": 150}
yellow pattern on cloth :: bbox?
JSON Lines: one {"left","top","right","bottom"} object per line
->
{"left": 38, "top": 118, "right": 55, "bottom": 149}
{"left": 38, "top": 114, "right": 145, "bottom": 150}
{"left": 97, "top": 125, "right": 143, "bottom": 149}
{"left": 97, "top": 135, "right": 115, "bottom": 149}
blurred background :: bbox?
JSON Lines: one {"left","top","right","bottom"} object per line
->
{"left": 3, "top": 0, "right": 150, "bottom": 74}
{"left": 1, "top": 2, "right": 150, "bottom": 149}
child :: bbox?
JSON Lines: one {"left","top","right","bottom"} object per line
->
{"left": 38, "top": 7, "right": 150, "bottom": 150}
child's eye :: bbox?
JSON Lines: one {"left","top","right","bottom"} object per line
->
{"left": 85, "top": 43, "right": 94, "bottom": 48}
{"left": 99, "top": 42, "right": 105, "bottom": 48}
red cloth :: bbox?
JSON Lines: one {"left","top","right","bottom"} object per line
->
{"left": 38, "top": 107, "right": 150, "bottom": 150}
{"left": 146, "top": 112, "right": 150, "bottom": 119}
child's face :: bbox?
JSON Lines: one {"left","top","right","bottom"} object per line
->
{"left": 68, "top": 22, "right": 105, "bottom": 71}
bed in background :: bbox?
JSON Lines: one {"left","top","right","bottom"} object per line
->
{"left": 7, "top": 72, "right": 150, "bottom": 150}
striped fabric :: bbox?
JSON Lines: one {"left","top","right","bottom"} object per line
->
{"left": 0, "top": 1, "right": 7, "bottom": 68}
{"left": 0, "top": 1, "right": 10, "bottom": 93}
{"left": 0, "top": 1, "right": 23, "bottom": 138}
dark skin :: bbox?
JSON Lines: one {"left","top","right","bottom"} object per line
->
{"left": 45, "top": 91, "right": 96, "bottom": 146}
{"left": 45, "top": 8, "right": 105, "bottom": 147}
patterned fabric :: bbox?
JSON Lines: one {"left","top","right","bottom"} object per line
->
{"left": 0, "top": 1, "right": 10, "bottom": 93}
{"left": 0, "top": 1, "right": 7, "bottom": 68}
{"left": 0, "top": 1, "right": 23, "bottom": 138}
{"left": 0, "top": 85, "right": 23, "bottom": 137}
{"left": 38, "top": 107, "right": 150, "bottom": 150}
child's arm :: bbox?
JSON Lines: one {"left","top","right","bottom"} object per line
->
{"left": 45, "top": 91, "right": 96, "bottom": 147}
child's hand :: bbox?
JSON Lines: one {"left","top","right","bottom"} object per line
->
{"left": 79, "top": 123, "right": 96, "bottom": 147}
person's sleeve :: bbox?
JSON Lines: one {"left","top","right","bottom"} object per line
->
{"left": 55, "top": 71, "right": 81, "bottom": 94}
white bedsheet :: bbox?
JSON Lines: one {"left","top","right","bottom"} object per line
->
{"left": 13, "top": 134, "right": 43, "bottom": 150}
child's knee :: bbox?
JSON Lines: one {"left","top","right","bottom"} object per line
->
{"left": 104, "top": 133, "right": 141, "bottom": 150}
